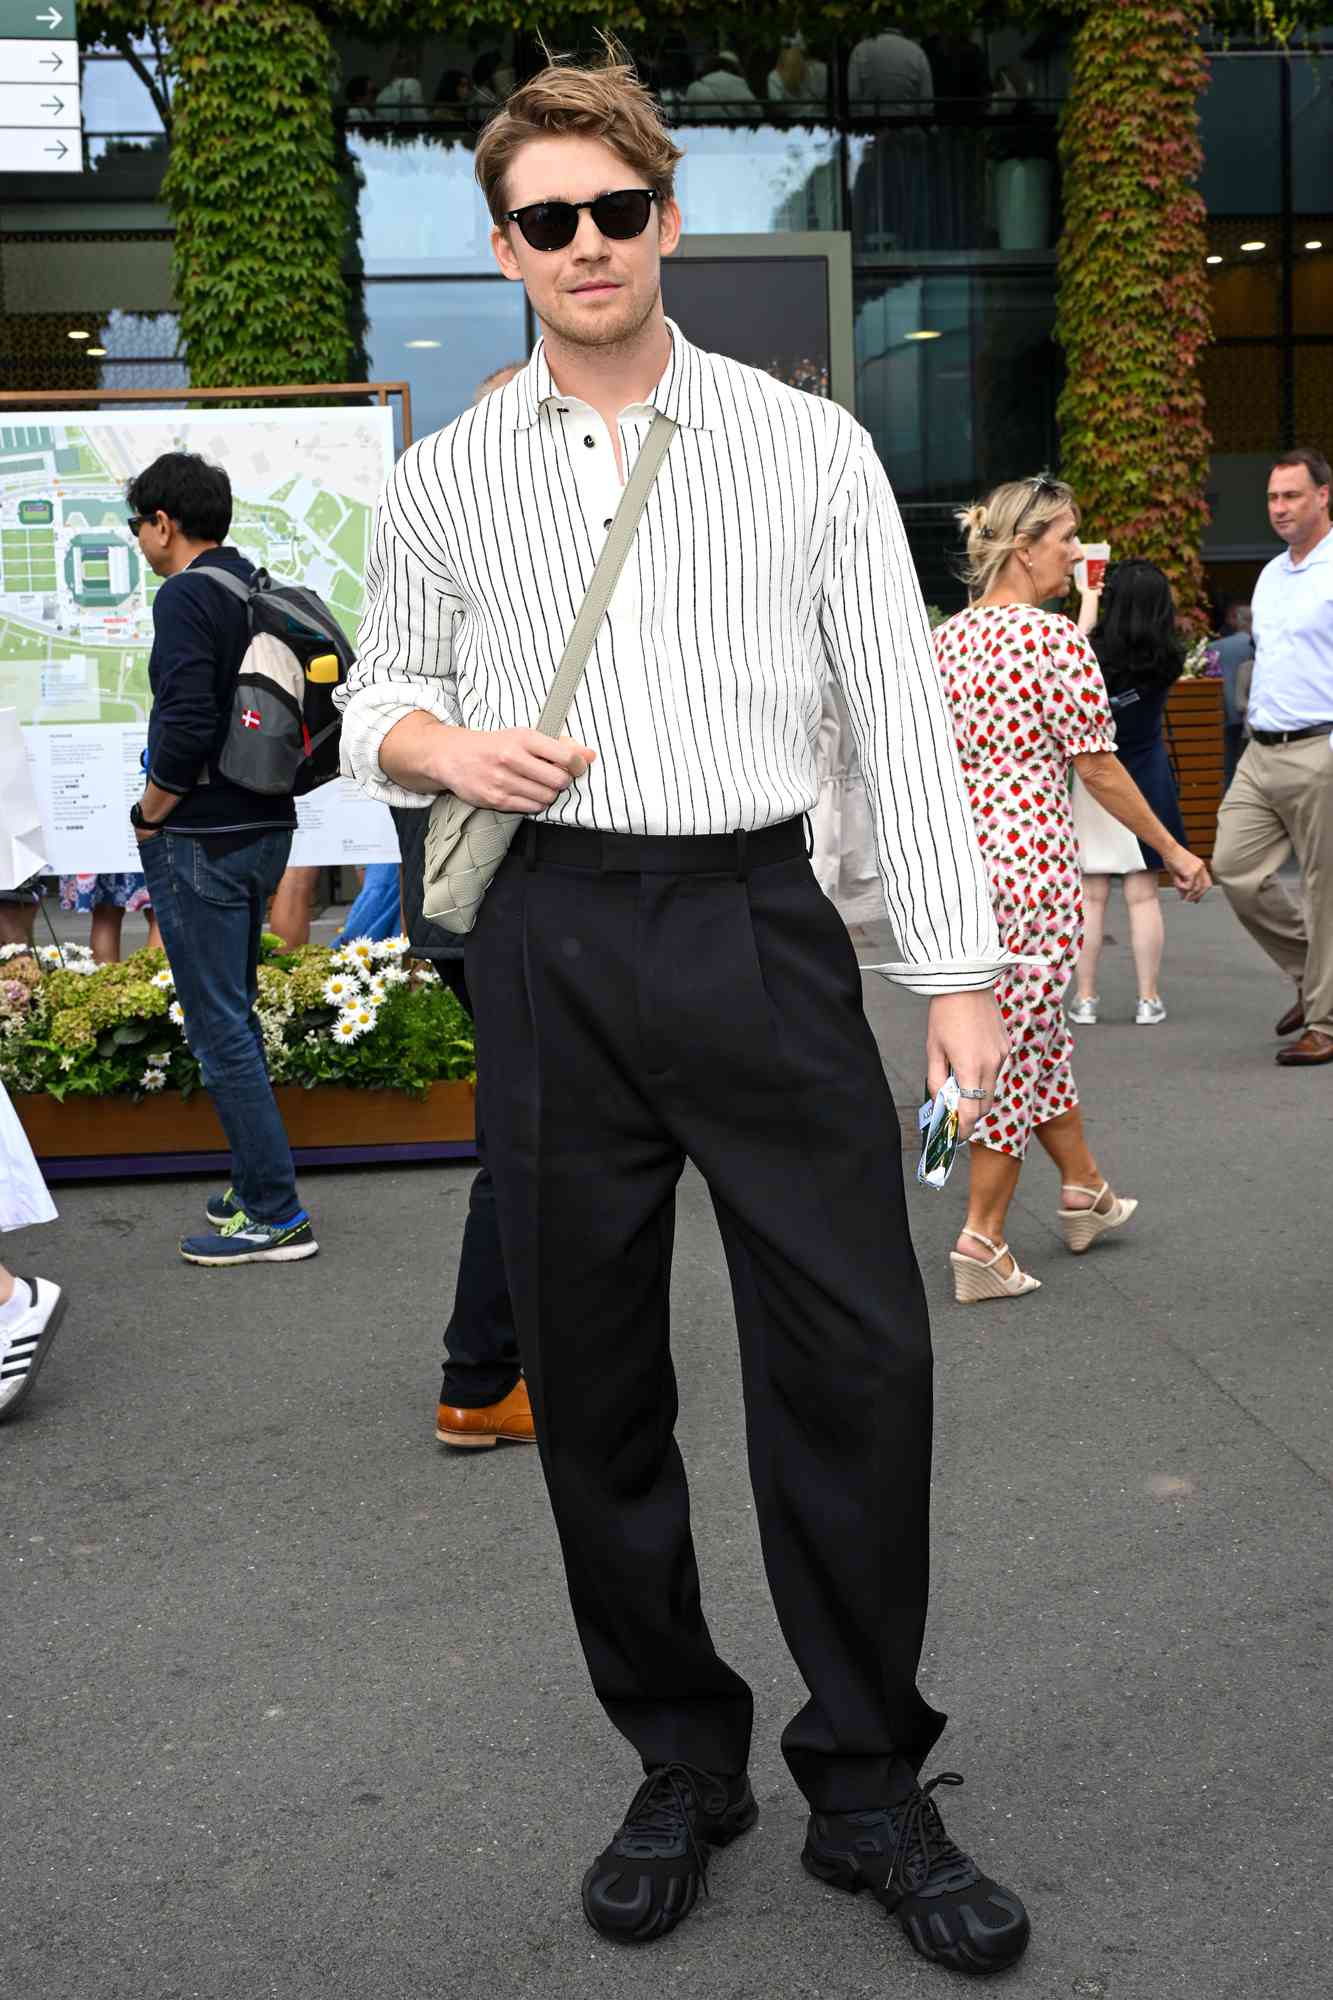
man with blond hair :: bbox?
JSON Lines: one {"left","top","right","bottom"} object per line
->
{"left": 340, "top": 48, "right": 1028, "bottom": 1977}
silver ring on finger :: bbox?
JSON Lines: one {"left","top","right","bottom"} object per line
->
{"left": 957, "top": 1085, "right": 991, "bottom": 1101}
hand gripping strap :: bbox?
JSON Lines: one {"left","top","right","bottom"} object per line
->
{"left": 421, "top": 412, "right": 677, "bottom": 932}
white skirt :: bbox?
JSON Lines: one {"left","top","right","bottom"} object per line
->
{"left": 0, "top": 1079, "right": 57, "bottom": 1231}
{"left": 1071, "top": 770, "right": 1146, "bottom": 876}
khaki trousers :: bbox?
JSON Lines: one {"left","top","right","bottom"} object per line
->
{"left": 1214, "top": 733, "right": 1333, "bottom": 1034}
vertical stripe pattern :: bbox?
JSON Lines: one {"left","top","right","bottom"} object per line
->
{"left": 339, "top": 322, "right": 1002, "bottom": 989}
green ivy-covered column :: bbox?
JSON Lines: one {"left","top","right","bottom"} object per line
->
{"left": 1055, "top": 0, "right": 1212, "bottom": 628}
{"left": 161, "top": 0, "right": 350, "bottom": 387}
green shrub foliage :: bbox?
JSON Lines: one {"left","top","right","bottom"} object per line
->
{"left": 1055, "top": 0, "right": 1213, "bottom": 629}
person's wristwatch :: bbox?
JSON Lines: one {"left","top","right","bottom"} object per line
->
{"left": 130, "top": 801, "right": 165, "bottom": 831}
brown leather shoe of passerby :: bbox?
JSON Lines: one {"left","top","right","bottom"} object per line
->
{"left": 1275, "top": 1028, "right": 1333, "bottom": 1066}
{"left": 1274, "top": 993, "right": 1305, "bottom": 1037}
{"left": 435, "top": 1377, "right": 536, "bottom": 1449}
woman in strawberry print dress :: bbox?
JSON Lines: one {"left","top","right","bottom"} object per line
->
{"left": 932, "top": 476, "right": 1212, "bottom": 1302}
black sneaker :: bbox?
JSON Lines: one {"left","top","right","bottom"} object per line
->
{"left": 205, "top": 1186, "right": 243, "bottom": 1225}
{"left": 582, "top": 1763, "right": 758, "bottom": 1945}
{"left": 802, "top": 1772, "right": 1030, "bottom": 1976}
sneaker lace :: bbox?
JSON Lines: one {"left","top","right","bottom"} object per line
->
{"left": 890, "top": 1771, "right": 972, "bottom": 1895}
{"left": 623, "top": 1763, "right": 718, "bottom": 1897}
{"left": 218, "top": 1209, "right": 252, "bottom": 1237}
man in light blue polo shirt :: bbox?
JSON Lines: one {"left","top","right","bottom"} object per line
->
{"left": 1214, "top": 445, "right": 1333, "bottom": 1065}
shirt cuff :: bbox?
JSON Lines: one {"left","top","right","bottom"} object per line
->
{"left": 863, "top": 952, "right": 1047, "bottom": 996}
{"left": 339, "top": 686, "right": 460, "bottom": 809}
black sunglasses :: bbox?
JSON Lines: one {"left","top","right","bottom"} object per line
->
{"left": 502, "top": 187, "right": 658, "bottom": 253}
{"left": 126, "top": 515, "right": 147, "bottom": 535}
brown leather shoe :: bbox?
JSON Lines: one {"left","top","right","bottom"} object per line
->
{"left": 1274, "top": 993, "right": 1305, "bottom": 1037}
{"left": 435, "top": 1377, "right": 536, "bottom": 1449}
{"left": 1275, "top": 1028, "right": 1333, "bottom": 1066}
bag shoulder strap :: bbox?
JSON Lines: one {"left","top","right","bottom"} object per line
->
{"left": 190, "top": 565, "right": 255, "bottom": 605}
{"left": 535, "top": 411, "right": 677, "bottom": 739}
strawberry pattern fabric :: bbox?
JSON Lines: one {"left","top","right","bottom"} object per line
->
{"left": 933, "top": 604, "right": 1116, "bottom": 1159}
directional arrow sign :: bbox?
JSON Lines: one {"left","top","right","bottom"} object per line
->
{"left": 0, "top": 126, "right": 78, "bottom": 169}
{"left": 0, "top": 0, "right": 77, "bottom": 38}
{"left": 0, "top": 79, "right": 81, "bottom": 124}
{"left": 1, "top": 38, "right": 73, "bottom": 81}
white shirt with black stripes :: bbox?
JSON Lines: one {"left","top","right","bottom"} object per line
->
{"left": 338, "top": 321, "right": 1003, "bottom": 993}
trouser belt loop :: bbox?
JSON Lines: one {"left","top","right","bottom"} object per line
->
{"left": 802, "top": 811, "right": 814, "bottom": 859}
{"left": 735, "top": 829, "right": 749, "bottom": 880}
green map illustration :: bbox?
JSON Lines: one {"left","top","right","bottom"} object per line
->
{"left": 0, "top": 411, "right": 390, "bottom": 728}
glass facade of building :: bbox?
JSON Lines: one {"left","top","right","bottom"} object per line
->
{"left": 1, "top": 20, "right": 1329, "bottom": 611}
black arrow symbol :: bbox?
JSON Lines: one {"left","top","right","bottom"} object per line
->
{"left": 42, "top": 96, "right": 65, "bottom": 115}
{"left": 44, "top": 138, "right": 68, "bottom": 160}
{"left": 40, "top": 51, "right": 63, "bottom": 71}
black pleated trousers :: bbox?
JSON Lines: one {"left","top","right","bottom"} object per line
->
{"left": 464, "top": 818, "right": 945, "bottom": 1811}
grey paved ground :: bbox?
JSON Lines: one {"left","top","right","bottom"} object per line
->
{"left": 4, "top": 888, "right": 1331, "bottom": 2000}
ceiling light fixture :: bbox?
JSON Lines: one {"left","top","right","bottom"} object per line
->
{"left": 905, "top": 329, "right": 943, "bottom": 342}
{"left": 1305, "top": 238, "right": 1324, "bottom": 250}
{"left": 1205, "top": 253, "right": 1223, "bottom": 265}
{"left": 405, "top": 338, "right": 441, "bottom": 349}
{"left": 1240, "top": 239, "right": 1266, "bottom": 252}
{"left": 86, "top": 346, "right": 108, "bottom": 357}
{"left": 67, "top": 328, "right": 90, "bottom": 341}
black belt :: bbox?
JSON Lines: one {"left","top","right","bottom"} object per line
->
{"left": 1249, "top": 722, "right": 1332, "bottom": 746}
{"left": 518, "top": 816, "right": 809, "bottom": 876}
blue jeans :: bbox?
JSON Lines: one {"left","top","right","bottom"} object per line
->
{"left": 139, "top": 829, "right": 300, "bottom": 1223}
{"left": 334, "top": 862, "right": 401, "bottom": 945}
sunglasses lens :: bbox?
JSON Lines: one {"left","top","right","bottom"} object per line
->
{"left": 517, "top": 203, "right": 579, "bottom": 252}
{"left": 591, "top": 190, "right": 653, "bottom": 239}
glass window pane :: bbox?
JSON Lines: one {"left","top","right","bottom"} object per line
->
{"left": 854, "top": 269, "right": 1057, "bottom": 505}
{"left": 1201, "top": 343, "right": 1281, "bottom": 453}
{"left": 848, "top": 121, "right": 1057, "bottom": 254}
{"left": 1205, "top": 224, "right": 1281, "bottom": 336}
{"left": 1295, "top": 344, "right": 1333, "bottom": 445}
{"left": 80, "top": 55, "right": 166, "bottom": 134}
{"left": 668, "top": 124, "right": 841, "bottom": 233}
{"left": 1291, "top": 56, "right": 1332, "bottom": 212}
{"left": 349, "top": 134, "right": 495, "bottom": 275}
{"left": 1199, "top": 57, "right": 1281, "bottom": 217}
{"left": 362, "top": 279, "right": 527, "bottom": 443}
{"left": 1293, "top": 239, "right": 1333, "bottom": 335}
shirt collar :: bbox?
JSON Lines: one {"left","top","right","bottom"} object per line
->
{"left": 511, "top": 319, "right": 721, "bottom": 433}
{"left": 1281, "top": 525, "right": 1333, "bottom": 573}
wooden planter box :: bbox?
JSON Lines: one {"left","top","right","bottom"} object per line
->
{"left": 15, "top": 1080, "right": 476, "bottom": 1182}
{"left": 1164, "top": 677, "right": 1225, "bottom": 864}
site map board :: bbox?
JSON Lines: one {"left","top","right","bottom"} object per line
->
{"left": 0, "top": 406, "right": 399, "bottom": 871}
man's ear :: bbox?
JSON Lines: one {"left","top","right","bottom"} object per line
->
{"left": 658, "top": 196, "right": 683, "bottom": 259}
{"left": 491, "top": 221, "right": 523, "bottom": 282}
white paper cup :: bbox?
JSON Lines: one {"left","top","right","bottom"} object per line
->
{"left": 1076, "top": 543, "right": 1110, "bottom": 594}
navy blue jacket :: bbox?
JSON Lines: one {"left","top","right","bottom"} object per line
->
{"left": 146, "top": 547, "right": 297, "bottom": 835}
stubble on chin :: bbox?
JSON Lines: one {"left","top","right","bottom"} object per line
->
{"left": 540, "top": 279, "right": 662, "bottom": 355}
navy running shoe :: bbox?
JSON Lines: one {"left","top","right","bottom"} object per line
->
{"left": 179, "top": 1210, "right": 318, "bottom": 1267}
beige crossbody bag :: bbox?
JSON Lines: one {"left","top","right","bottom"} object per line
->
{"left": 420, "top": 412, "right": 677, "bottom": 933}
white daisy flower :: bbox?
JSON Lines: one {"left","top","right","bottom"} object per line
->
{"left": 373, "top": 934, "right": 410, "bottom": 960}
{"left": 332, "top": 1015, "right": 363, "bottom": 1044}
{"left": 411, "top": 964, "right": 439, "bottom": 985}
{"left": 322, "top": 974, "right": 355, "bottom": 1005}
{"left": 347, "top": 1003, "right": 377, "bottom": 1032}
{"left": 380, "top": 965, "right": 409, "bottom": 987}
{"left": 168, "top": 1000, "right": 185, "bottom": 1026}
{"left": 37, "top": 945, "right": 64, "bottom": 968}
{"left": 150, "top": 968, "right": 174, "bottom": 990}
{"left": 367, "top": 976, "right": 387, "bottom": 1004}
{"left": 347, "top": 939, "right": 375, "bottom": 966}
{"left": 139, "top": 1067, "right": 166, "bottom": 1092}
{"left": 146, "top": 1051, "right": 170, "bottom": 1070}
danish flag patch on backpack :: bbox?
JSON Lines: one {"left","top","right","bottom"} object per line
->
{"left": 196, "top": 566, "right": 355, "bottom": 797}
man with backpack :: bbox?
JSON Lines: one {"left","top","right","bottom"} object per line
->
{"left": 128, "top": 450, "right": 319, "bottom": 1266}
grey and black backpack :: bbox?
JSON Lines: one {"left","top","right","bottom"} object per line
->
{"left": 196, "top": 566, "right": 355, "bottom": 797}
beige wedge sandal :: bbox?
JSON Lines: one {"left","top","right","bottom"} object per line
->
{"left": 1059, "top": 1180, "right": 1138, "bottom": 1254}
{"left": 950, "top": 1229, "right": 1042, "bottom": 1303}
